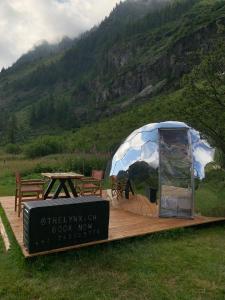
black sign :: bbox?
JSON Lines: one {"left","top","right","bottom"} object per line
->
{"left": 23, "top": 197, "right": 109, "bottom": 253}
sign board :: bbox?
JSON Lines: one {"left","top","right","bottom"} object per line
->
{"left": 23, "top": 197, "right": 109, "bottom": 253}
{"left": 158, "top": 128, "right": 194, "bottom": 218}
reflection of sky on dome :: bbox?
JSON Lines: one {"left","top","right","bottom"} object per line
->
{"left": 113, "top": 142, "right": 130, "bottom": 161}
{"left": 126, "top": 131, "right": 139, "bottom": 143}
{"left": 114, "top": 131, "right": 158, "bottom": 162}
{"left": 193, "top": 160, "right": 205, "bottom": 179}
{"left": 127, "top": 130, "right": 158, "bottom": 147}
{"left": 110, "top": 121, "right": 215, "bottom": 179}
{"left": 128, "top": 133, "right": 145, "bottom": 148}
{"left": 197, "top": 140, "right": 214, "bottom": 152}
{"left": 158, "top": 121, "right": 189, "bottom": 129}
{"left": 193, "top": 142, "right": 214, "bottom": 179}
{"left": 141, "top": 141, "right": 159, "bottom": 169}
{"left": 139, "top": 123, "right": 158, "bottom": 132}
{"left": 141, "top": 130, "right": 158, "bottom": 143}
{"left": 193, "top": 145, "right": 214, "bottom": 165}
{"left": 119, "top": 148, "right": 141, "bottom": 170}
{"left": 190, "top": 129, "right": 200, "bottom": 144}
{"left": 111, "top": 160, "right": 126, "bottom": 176}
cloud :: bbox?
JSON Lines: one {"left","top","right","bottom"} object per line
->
{"left": 0, "top": 0, "right": 122, "bottom": 70}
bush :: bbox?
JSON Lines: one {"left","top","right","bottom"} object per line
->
{"left": 214, "top": 149, "right": 225, "bottom": 169}
{"left": 5, "top": 143, "right": 21, "bottom": 154}
{"left": 24, "top": 136, "right": 66, "bottom": 158}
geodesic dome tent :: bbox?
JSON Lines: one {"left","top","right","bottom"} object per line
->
{"left": 110, "top": 121, "right": 214, "bottom": 219}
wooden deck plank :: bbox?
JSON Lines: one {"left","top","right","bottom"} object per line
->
{"left": 0, "top": 196, "right": 225, "bottom": 258}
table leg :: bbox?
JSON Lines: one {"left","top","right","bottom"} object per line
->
{"left": 44, "top": 179, "right": 56, "bottom": 199}
{"left": 53, "top": 179, "right": 70, "bottom": 199}
{"left": 67, "top": 178, "right": 78, "bottom": 197}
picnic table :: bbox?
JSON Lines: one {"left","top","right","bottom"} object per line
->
{"left": 42, "top": 172, "right": 83, "bottom": 199}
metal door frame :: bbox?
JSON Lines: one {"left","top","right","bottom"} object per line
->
{"left": 158, "top": 127, "right": 194, "bottom": 219}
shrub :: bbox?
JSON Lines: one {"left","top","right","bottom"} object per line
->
{"left": 214, "top": 149, "right": 225, "bottom": 169}
{"left": 24, "top": 136, "right": 65, "bottom": 158}
{"left": 5, "top": 143, "right": 21, "bottom": 155}
{"left": 64, "top": 155, "right": 109, "bottom": 176}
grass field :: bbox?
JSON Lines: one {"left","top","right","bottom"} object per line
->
{"left": 0, "top": 152, "right": 110, "bottom": 196}
{"left": 1, "top": 207, "right": 225, "bottom": 300}
{"left": 0, "top": 154, "right": 225, "bottom": 299}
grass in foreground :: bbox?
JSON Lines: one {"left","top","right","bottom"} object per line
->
{"left": 0, "top": 155, "right": 225, "bottom": 299}
{"left": 0, "top": 205, "right": 225, "bottom": 300}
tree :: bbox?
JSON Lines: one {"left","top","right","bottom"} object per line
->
{"left": 6, "top": 114, "right": 18, "bottom": 143}
{"left": 182, "top": 42, "right": 225, "bottom": 167}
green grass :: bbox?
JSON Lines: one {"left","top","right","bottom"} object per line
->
{"left": 0, "top": 152, "right": 110, "bottom": 196}
{"left": 0, "top": 155, "right": 225, "bottom": 299}
{"left": 0, "top": 205, "right": 225, "bottom": 300}
{"left": 195, "top": 168, "right": 225, "bottom": 217}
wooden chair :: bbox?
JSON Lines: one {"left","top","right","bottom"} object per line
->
{"left": 110, "top": 175, "right": 127, "bottom": 200}
{"left": 15, "top": 172, "right": 45, "bottom": 217}
{"left": 77, "top": 170, "right": 104, "bottom": 197}
{"left": 110, "top": 175, "right": 134, "bottom": 200}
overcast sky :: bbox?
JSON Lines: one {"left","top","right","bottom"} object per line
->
{"left": 0, "top": 0, "right": 123, "bottom": 70}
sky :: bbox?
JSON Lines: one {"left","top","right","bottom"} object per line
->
{"left": 0, "top": 0, "right": 123, "bottom": 70}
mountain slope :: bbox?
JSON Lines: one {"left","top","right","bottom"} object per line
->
{"left": 0, "top": 0, "right": 224, "bottom": 144}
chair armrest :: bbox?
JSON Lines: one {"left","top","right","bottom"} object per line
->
{"left": 80, "top": 177, "right": 102, "bottom": 183}
{"left": 21, "top": 179, "right": 45, "bottom": 182}
{"left": 81, "top": 180, "right": 102, "bottom": 188}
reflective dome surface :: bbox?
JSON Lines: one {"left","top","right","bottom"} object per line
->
{"left": 110, "top": 121, "right": 214, "bottom": 180}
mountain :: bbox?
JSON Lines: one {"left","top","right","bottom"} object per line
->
{"left": 14, "top": 37, "right": 76, "bottom": 68}
{"left": 0, "top": 0, "right": 224, "bottom": 146}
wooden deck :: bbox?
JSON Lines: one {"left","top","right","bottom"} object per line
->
{"left": 1, "top": 196, "right": 225, "bottom": 258}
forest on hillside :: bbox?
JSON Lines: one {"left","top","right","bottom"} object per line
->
{"left": 0, "top": 0, "right": 224, "bottom": 167}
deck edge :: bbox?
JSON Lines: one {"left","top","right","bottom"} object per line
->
{"left": 1, "top": 196, "right": 225, "bottom": 258}
{"left": 0, "top": 215, "right": 11, "bottom": 251}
